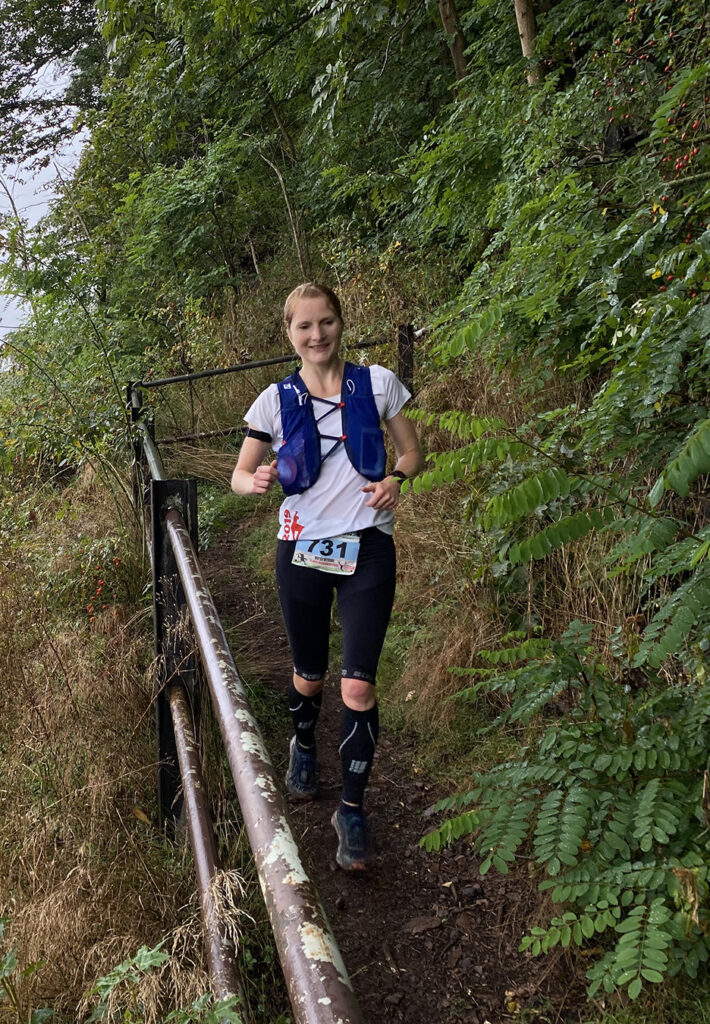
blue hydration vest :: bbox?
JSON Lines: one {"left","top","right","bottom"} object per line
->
{"left": 276, "top": 362, "right": 386, "bottom": 495}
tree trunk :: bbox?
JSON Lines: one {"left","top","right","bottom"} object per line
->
{"left": 248, "top": 234, "right": 261, "bottom": 280}
{"left": 437, "top": 0, "right": 468, "bottom": 83}
{"left": 257, "top": 151, "right": 313, "bottom": 280}
{"left": 265, "top": 85, "right": 297, "bottom": 164}
{"left": 513, "top": 0, "right": 543, "bottom": 86}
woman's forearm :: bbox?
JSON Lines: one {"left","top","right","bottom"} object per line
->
{"left": 231, "top": 467, "right": 257, "bottom": 495}
{"left": 391, "top": 446, "right": 424, "bottom": 481}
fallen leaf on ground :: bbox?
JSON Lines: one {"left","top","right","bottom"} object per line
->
{"left": 402, "top": 916, "right": 443, "bottom": 935}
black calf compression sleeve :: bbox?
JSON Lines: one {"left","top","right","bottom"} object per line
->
{"left": 288, "top": 681, "right": 322, "bottom": 751}
{"left": 339, "top": 703, "right": 379, "bottom": 810}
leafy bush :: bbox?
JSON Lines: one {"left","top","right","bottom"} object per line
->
{"left": 425, "top": 621, "right": 710, "bottom": 999}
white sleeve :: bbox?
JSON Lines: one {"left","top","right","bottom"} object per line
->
{"left": 244, "top": 384, "right": 281, "bottom": 441}
{"left": 370, "top": 365, "right": 412, "bottom": 420}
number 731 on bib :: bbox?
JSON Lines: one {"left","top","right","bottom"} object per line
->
{"left": 292, "top": 533, "right": 360, "bottom": 575}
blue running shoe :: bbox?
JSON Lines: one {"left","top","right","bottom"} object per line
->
{"left": 331, "top": 807, "right": 371, "bottom": 871}
{"left": 285, "top": 735, "right": 319, "bottom": 800}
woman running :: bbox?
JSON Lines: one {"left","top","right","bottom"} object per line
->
{"left": 231, "top": 283, "right": 422, "bottom": 870}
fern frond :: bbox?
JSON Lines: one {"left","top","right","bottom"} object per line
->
{"left": 445, "top": 303, "right": 504, "bottom": 358}
{"left": 484, "top": 467, "right": 578, "bottom": 529}
{"left": 533, "top": 787, "right": 594, "bottom": 876}
{"left": 430, "top": 437, "right": 529, "bottom": 470}
{"left": 476, "top": 798, "right": 537, "bottom": 875}
{"left": 587, "top": 899, "right": 673, "bottom": 1000}
{"left": 476, "top": 637, "right": 553, "bottom": 664}
{"left": 607, "top": 514, "right": 677, "bottom": 572}
{"left": 509, "top": 507, "right": 615, "bottom": 564}
{"left": 649, "top": 416, "right": 710, "bottom": 505}
{"left": 421, "top": 809, "right": 480, "bottom": 852}
{"left": 406, "top": 407, "right": 506, "bottom": 440}
{"left": 412, "top": 436, "right": 530, "bottom": 492}
{"left": 636, "top": 568, "right": 710, "bottom": 668}
{"left": 632, "top": 782, "right": 680, "bottom": 851}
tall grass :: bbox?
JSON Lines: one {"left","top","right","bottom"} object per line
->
{"left": 0, "top": 465, "right": 288, "bottom": 1022}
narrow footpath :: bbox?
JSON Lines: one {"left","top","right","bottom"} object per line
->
{"left": 201, "top": 521, "right": 581, "bottom": 1024}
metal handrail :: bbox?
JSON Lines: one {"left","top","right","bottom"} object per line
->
{"left": 136, "top": 339, "right": 382, "bottom": 390}
{"left": 163, "top": 508, "right": 362, "bottom": 1024}
{"left": 169, "top": 684, "right": 243, "bottom": 1003}
{"left": 135, "top": 415, "right": 362, "bottom": 1023}
{"left": 137, "top": 424, "right": 242, "bottom": 1003}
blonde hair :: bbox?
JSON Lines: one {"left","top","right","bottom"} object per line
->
{"left": 283, "top": 282, "right": 343, "bottom": 327}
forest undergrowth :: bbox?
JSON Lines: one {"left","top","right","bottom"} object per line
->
{"left": 0, "top": 465, "right": 292, "bottom": 1023}
{"left": 1, "top": 0, "right": 710, "bottom": 1018}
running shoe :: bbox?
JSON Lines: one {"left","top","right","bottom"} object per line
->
{"left": 285, "top": 735, "right": 320, "bottom": 800}
{"left": 331, "top": 807, "right": 371, "bottom": 871}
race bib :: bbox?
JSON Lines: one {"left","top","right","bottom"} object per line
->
{"left": 292, "top": 533, "right": 360, "bottom": 575}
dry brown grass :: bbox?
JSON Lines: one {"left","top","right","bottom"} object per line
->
{"left": 162, "top": 443, "right": 237, "bottom": 489}
{"left": 0, "top": 473, "right": 216, "bottom": 1021}
{"left": 389, "top": 489, "right": 503, "bottom": 729}
{"left": 384, "top": 347, "right": 645, "bottom": 741}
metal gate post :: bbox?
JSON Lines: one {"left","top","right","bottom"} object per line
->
{"left": 151, "top": 478, "right": 200, "bottom": 827}
{"left": 397, "top": 322, "right": 415, "bottom": 396}
{"left": 126, "top": 383, "right": 144, "bottom": 509}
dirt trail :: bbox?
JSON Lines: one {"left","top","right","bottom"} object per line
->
{"left": 201, "top": 524, "right": 579, "bottom": 1024}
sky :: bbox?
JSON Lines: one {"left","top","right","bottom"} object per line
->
{"left": 0, "top": 66, "right": 86, "bottom": 343}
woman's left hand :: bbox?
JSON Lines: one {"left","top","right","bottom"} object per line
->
{"left": 361, "top": 477, "right": 402, "bottom": 510}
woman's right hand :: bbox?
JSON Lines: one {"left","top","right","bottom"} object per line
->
{"left": 231, "top": 436, "right": 278, "bottom": 496}
{"left": 251, "top": 460, "right": 279, "bottom": 494}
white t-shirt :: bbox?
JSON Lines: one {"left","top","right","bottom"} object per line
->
{"left": 244, "top": 364, "right": 411, "bottom": 540}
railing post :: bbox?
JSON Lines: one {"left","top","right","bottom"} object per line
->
{"left": 126, "top": 383, "right": 143, "bottom": 509}
{"left": 151, "top": 478, "right": 200, "bottom": 827}
{"left": 397, "top": 322, "right": 415, "bottom": 396}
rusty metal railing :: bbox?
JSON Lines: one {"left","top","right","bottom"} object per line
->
{"left": 138, "top": 425, "right": 242, "bottom": 1004}
{"left": 128, "top": 325, "right": 415, "bottom": 448}
{"left": 169, "top": 684, "right": 243, "bottom": 1002}
{"left": 132, "top": 411, "right": 363, "bottom": 1023}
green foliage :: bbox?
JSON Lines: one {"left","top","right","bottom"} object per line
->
{"left": 509, "top": 508, "right": 615, "bottom": 564}
{"left": 0, "top": 918, "right": 53, "bottom": 1023}
{"left": 87, "top": 942, "right": 245, "bottom": 1023}
{"left": 424, "top": 619, "right": 710, "bottom": 1000}
{"left": 651, "top": 416, "right": 710, "bottom": 504}
{"left": 198, "top": 483, "right": 245, "bottom": 550}
{"left": 0, "top": 0, "right": 101, "bottom": 166}
{"left": 91, "top": 944, "right": 169, "bottom": 1006}
{"left": 2, "top": 0, "right": 709, "bottom": 1010}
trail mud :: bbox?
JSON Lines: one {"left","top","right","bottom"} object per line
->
{"left": 201, "top": 522, "right": 582, "bottom": 1024}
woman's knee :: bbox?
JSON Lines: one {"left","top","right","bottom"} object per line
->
{"left": 341, "top": 676, "right": 376, "bottom": 710}
{"left": 294, "top": 672, "right": 324, "bottom": 697}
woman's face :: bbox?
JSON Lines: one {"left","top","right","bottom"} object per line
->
{"left": 286, "top": 295, "right": 343, "bottom": 367}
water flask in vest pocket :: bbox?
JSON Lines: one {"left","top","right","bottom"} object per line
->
{"left": 350, "top": 426, "right": 387, "bottom": 479}
{"left": 277, "top": 431, "right": 319, "bottom": 494}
